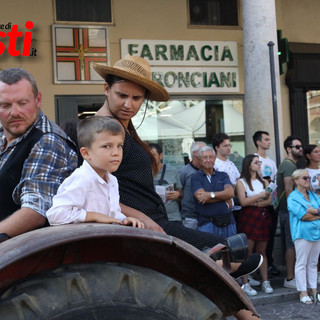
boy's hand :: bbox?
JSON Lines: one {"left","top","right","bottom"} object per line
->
{"left": 122, "top": 217, "right": 145, "bottom": 229}
{"left": 85, "top": 211, "right": 122, "bottom": 224}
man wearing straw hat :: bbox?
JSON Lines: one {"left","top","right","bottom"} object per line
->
{"left": 92, "top": 55, "right": 262, "bottom": 320}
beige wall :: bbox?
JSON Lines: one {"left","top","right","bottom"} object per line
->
{"left": 0, "top": 0, "right": 319, "bottom": 142}
{"left": 0, "top": 0, "right": 244, "bottom": 122}
{"left": 275, "top": 0, "right": 320, "bottom": 140}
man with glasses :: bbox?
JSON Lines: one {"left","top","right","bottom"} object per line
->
{"left": 276, "top": 135, "right": 304, "bottom": 289}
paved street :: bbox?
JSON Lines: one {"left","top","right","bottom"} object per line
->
{"left": 227, "top": 299, "right": 320, "bottom": 320}
{"left": 227, "top": 274, "right": 320, "bottom": 320}
{"left": 254, "top": 300, "right": 320, "bottom": 320}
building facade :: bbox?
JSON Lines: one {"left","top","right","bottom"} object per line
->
{"left": 0, "top": 0, "right": 319, "bottom": 167}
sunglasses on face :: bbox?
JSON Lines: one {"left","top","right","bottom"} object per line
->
{"left": 290, "top": 145, "right": 303, "bottom": 150}
{"left": 301, "top": 176, "right": 310, "bottom": 181}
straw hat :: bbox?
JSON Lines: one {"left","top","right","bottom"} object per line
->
{"left": 93, "top": 55, "right": 169, "bottom": 101}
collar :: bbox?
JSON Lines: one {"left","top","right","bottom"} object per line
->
{"left": 0, "top": 111, "right": 43, "bottom": 152}
{"left": 189, "top": 161, "right": 199, "bottom": 171}
{"left": 200, "top": 168, "right": 216, "bottom": 177}
{"left": 82, "top": 159, "right": 112, "bottom": 185}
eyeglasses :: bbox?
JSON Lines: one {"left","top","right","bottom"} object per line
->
{"left": 252, "top": 161, "right": 262, "bottom": 165}
{"left": 222, "top": 144, "right": 232, "bottom": 148}
{"left": 301, "top": 176, "right": 310, "bottom": 181}
{"left": 290, "top": 145, "right": 303, "bottom": 150}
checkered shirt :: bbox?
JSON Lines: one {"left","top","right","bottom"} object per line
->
{"left": 0, "top": 111, "right": 78, "bottom": 216}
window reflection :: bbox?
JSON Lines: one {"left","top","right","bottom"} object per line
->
{"left": 307, "top": 90, "right": 320, "bottom": 145}
{"left": 133, "top": 98, "right": 244, "bottom": 170}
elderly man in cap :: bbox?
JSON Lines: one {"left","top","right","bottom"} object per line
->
{"left": 0, "top": 68, "right": 78, "bottom": 239}
{"left": 93, "top": 55, "right": 262, "bottom": 320}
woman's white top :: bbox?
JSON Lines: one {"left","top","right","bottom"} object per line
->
{"left": 239, "top": 178, "right": 264, "bottom": 197}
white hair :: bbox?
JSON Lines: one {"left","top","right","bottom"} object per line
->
{"left": 198, "top": 146, "right": 215, "bottom": 159}
{"left": 190, "top": 141, "right": 206, "bottom": 159}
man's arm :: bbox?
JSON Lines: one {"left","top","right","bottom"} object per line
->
{"left": 284, "top": 176, "right": 294, "bottom": 197}
{"left": 12, "top": 133, "right": 78, "bottom": 234}
{"left": 120, "top": 203, "right": 165, "bottom": 234}
{"left": 194, "top": 185, "right": 234, "bottom": 205}
{"left": 0, "top": 207, "right": 46, "bottom": 237}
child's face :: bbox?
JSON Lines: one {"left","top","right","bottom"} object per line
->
{"left": 81, "top": 131, "right": 124, "bottom": 178}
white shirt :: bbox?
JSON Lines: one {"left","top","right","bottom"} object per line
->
{"left": 239, "top": 178, "right": 265, "bottom": 197}
{"left": 47, "top": 160, "right": 126, "bottom": 225}
{"left": 214, "top": 157, "right": 240, "bottom": 185}
{"left": 255, "top": 153, "right": 277, "bottom": 181}
{"left": 307, "top": 167, "right": 320, "bottom": 196}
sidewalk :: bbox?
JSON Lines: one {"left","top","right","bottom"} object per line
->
{"left": 248, "top": 274, "right": 299, "bottom": 306}
{"left": 227, "top": 273, "right": 300, "bottom": 320}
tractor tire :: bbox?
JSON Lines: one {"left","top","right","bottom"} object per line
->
{"left": 0, "top": 263, "right": 223, "bottom": 320}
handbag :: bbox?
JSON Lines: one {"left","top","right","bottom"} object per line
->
{"left": 210, "top": 213, "right": 231, "bottom": 227}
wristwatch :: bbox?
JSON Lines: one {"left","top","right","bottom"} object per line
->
{"left": 210, "top": 192, "right": 215, "bottom": 199}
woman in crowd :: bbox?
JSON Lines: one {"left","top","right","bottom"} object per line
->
{"left": 287, "top": 169, "right": 320, "bottom": 304}
{"left": 92, "top": 55, "right": 262, "bottom": 320}
{"left": 305, "top": 144, "right": 320, "bottom": 196}
{"left": 304, "top": 144, "right": 320, "bottom": 286}
{"left": 236, "top": 154, "right": 273, "bottom": 296}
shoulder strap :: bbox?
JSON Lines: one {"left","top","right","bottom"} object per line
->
{"left": 158, "top": 164, "right": 167, "bottom": 185}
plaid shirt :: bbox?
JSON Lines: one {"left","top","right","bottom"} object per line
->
{"left": 0, "top": 111, "right": 78, "bottom": 216}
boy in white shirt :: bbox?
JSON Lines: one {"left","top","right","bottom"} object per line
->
{"left": 47, "top": 116, "right": 144, "bottom": 228}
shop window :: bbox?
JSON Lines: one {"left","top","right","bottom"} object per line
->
{"left": 188, "top": 0, "right": 238, "bottom": 26}
{"left": 307, "top": 90, "right": 320, "bottom": 145}
{"left": 55, "top": 95, "right": 244, "bottom": 171}
{"left": 55, "top": 0, "right": 112, "bottom": 23}
{"left": 132, "top": 97, "right": 244, "bottom": 170}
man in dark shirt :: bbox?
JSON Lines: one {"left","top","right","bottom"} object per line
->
{"left": 191, "top": 146, "right": 236, "bottom": 238}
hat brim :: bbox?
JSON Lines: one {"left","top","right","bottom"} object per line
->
{"left": 93, "top": 63, "right": 169, "bottom": 102}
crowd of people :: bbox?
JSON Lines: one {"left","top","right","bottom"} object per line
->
{"left": 1, "top": 54, "right": 320, "bottom": 316}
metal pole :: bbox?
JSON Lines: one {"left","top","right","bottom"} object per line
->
{"left": 268, "top": 41, "right": 281, "bottom": 167}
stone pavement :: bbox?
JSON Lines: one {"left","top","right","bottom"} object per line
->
{"left": 227, "top": 273, "right": 320, "bottom": 320}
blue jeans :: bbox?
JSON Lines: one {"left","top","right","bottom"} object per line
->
{"left": 198, "top": 222, "right": 237, "bottom": 238}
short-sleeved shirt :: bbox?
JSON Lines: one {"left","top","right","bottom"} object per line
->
{"left": 191, "top": 169, "right": 234, "bottom": 226}
{"left": 255, "top": 153, "right": 277, "bottom": 181}
{"left": 154, "top": 164, "right": 182, "bottom": 221}
{"left": 307, "top": 167, "right": 320, "bottom": 196}
{"left": 276, "top": 158, "right": 297, "bottom": 211}
{"left": 214, "top": 158, "right": 240, "bottom": 185}
{"left": 179, "top": 162, "right": 199, "bottom": 219}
